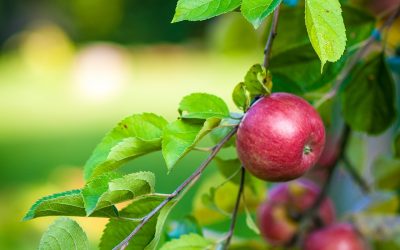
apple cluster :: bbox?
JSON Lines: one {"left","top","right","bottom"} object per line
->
{"left": 235, "top": 93, "right": 367, "bottom": 249}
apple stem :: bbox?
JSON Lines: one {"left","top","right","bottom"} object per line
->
{"left": 303, "top": 145, "right": 312, "bottom": 155}
{"left": 221, "top": 167, "right": 246, "bottom": 250}
{"left": 112, "top": 126, "right": 238, "bottom": 250}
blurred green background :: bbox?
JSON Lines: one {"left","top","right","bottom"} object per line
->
{"left": 0, "top": 0, "right": 265, "bottom": 248}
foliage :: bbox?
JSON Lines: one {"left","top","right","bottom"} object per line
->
{"left": 24, "top": 0, "right": 400, "bottom": 249}
{"left": 38, "top": 218, "right": 89, "bottom": 250}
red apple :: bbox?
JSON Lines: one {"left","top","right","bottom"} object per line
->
{"left": 305, "top": 133, "right": 340, "bottom": 185}
{"left": 316, "top": 133, "right": 340, "bottom": 168}
{"left": 236, "top": 93, "right": 325, "bottom": 181}
{"left": 258, "top": 180, "right": 335, "bottom": 246}
{"left": 304, "top": 223, "right": 367, "bottom": 250}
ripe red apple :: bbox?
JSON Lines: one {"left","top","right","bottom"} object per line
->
{"left": 316, "top": 133, "right": 340, "bottom": 169}
{"left": 258, "top": 180, "right": 335, "bottom": 246}
{"left": 305, "top": 133, "right": 340, "bottom": 185}
{"left": 236, "top": 93, "right": 325, "bottom": 181}
{"left": 304, "top": 223, "right": 367, "bottom": 250}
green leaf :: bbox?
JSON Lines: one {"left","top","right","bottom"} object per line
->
{"left": 160, "top": 234, "right": 214, "bottom": 250}
{"left": 232, "top": 82, "right": 250, "bottom": 111}
{"left": 100, "top": 194, "right": 179, "bottom": 250}
{"left": 305, "top": 0, "right": 346, "bottom": 70}
{"left": 214, "top": 157, "right": 262, "bottom": 193}
{"left": 243, "top": 64, "right": 271, "bottom": 98}
{"left": 38, "top": 218, "right": 89, "bottom": 250}
{"left": 23, "top": 190, "right": 118, "bottom": 221}
{"left": 193, "top": 172, "right": 264, "bottom": 225}
{"left": 394, "top": 131, "right": 400, "bottom": 158}
{"left": 341, "top": 54, "right": 396, "bottom": 135}
{"left": 172, "top": 0, "right": 241, "bottom": 23}
{"left": 84, "top": 113, "right": 168, "bottom": 180}
{"left": 362, "top": 192, "right": 399, "bottom": 215}
{"left": 269, "top": 5, "right": 374, "bottom": 92}
{"left": 82, "top": 171, "right": 155, "bottom": 215}
{"left": 241, "top": 0, "right": 282, "bottom": 28}
{"left": 372, "top": 157, "right": 400, "bottom": 190}
{"left": 162, "top": 118, "right": 221, "bottom": 171}
{"left": 209, "top": 117, "right": 240, "bottom": 147}
{"left": 179, "top": 93, "right": 230, "bottom": 119}
{"left": 215, "top": 157, "right": 242, "bottom": 184}
{"left": 243, "top": 198, "right": 260, "bottom": 235}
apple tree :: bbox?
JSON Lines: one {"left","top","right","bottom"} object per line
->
{"left": 24, "top": 0, "right": 400, "bottom": 249}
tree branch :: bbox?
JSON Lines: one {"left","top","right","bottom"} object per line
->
{"left": 113, "top": 126, "right": 238, "bottom": 250}
{"left": 315, "top": 6, "right": 400, "bottom": 108}
{"left": 221, "top": 167, "right": 246, "bottom": 250}
{"left": 342, "top": 156, "right": 371, "bottom": 194}
{"left": 263, "top": 6, "right": 281, "bottom": 69}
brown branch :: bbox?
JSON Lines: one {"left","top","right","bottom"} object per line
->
{"left": 113, "top": 126, "right": 238, "bottom": 250}
{"left": 315, "top": 6, "right": 400, "bottom": 108}
{"left": 263, "top": 6, "right": 281, "bottom": 69}
{"left": 221, "top": 167, "right": 246, "bottom": 249}
{"left": 342, "top": 156, "right": 371, "bottom": 194}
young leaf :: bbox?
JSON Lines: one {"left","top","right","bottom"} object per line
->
{"left": 162, "top": 118, "right": 221, "bottom": 171}
{"left": 172, "top": 0, "right": 241, "bottom": 23}
{"left": 99, "top": 194, "right": 176, "bottom": 250}
{"left": 179, "top": 93, "right": 230, "bottom": 119}
{"left": 39, "top": 218, "right": 89, "bottom": 250}
{"left": 243, "top": 64, "right": 271, "bottom": 97}
{"left": 372, "top": 157, "right": 400, "bottom": 190}
{"left": 82, "top": 171, "right": 155, "bottom": 215}
{"left": 160, "top": 234, "right": 214, "bottom": 250}
{"left": 84, "top": 113, "right": 168, "bottom": 180}
{"left": 23, "top": 190, "right": 118, "bottom": 221}
{"left": 193, "top": 173, "right": 264, "bottom": 225}
{"left": 341, "top": 54, "right": 396, "bottom": 135}
{"left": 241, "top": 0, "right": 282, "bottom": 28}
{"left": 305, "top": 0, "right": 346, "bottom": 70}
{"left": 232, "top": 82, "right": 250, "bottom": 111}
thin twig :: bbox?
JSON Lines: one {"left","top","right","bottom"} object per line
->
{"left": 221, "top": 167, "right": 246, "bottom": 250}
{"left": 113, "top": 127, "right": 238, "bottom": 250}
{"left": 263, "top": 6, "right": 281, "bottom": 69}
{"left": 290, "top": 126, "right": 351, "bottom": 247}
{"left": 315, "top": 6, "right": 400, "bottom": 108}
{"left": 342, "top": 156, "right": 371, "bottom": 194}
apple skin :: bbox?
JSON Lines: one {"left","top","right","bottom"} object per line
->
{"left": 316, "top": 133, "right": 340, "bottom": 169}
{"left": 304, "top": 223, "right": 367, "bottom": 250}
{"left": 258, "top": 180, "right": 335, "bottom": 246}
{"left": 236, "top": 93, "right": 325, "bottom": 182}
